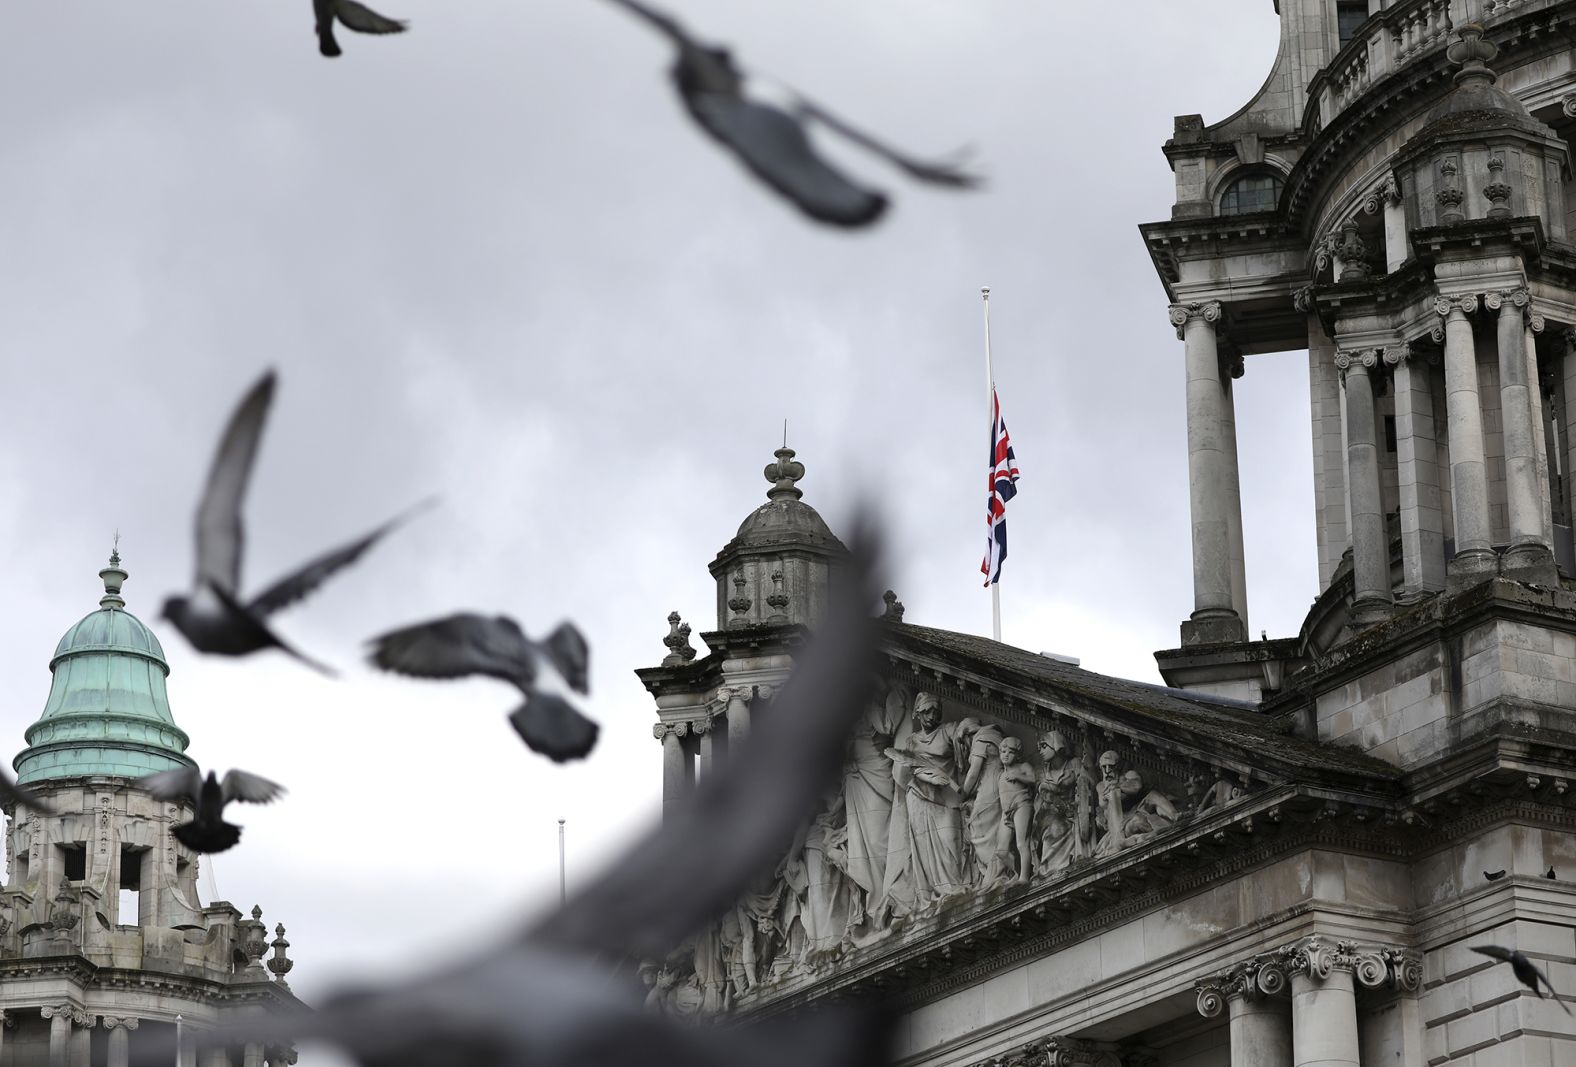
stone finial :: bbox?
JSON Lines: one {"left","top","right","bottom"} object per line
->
{"left": 661, "top": 612, "right": 697, "bottom": 667}
{"left": 1336, "top": 220, "right": 1370, "bottom": 281}
{"left": 240, "top": 905, "right": 269, "bottom": 971}
{"left": 49, "top": 879, "right": 79, "bottom": 937}
{"left": 1447, "top": 23, "right": 1498, "bottom": 87}
{"left": 268, "top": 922, "right": 294, "bottom": 987}
{"left": 765, "top": 570, "right": 790, "bottom": 622}
{"left": 98, "top": 545, "right": 128, "bottom": 610}
{"left": 764, "top": 447, "right": 806, "bottom": 501}
{"left": 881, "top": 590, "right": 906, "bottom": 622}
{"left": 1483, "top": 156, "right": 1512, "bottom": 218}
{"left": 727, "top": 574, "right": 752, "bottom": 627}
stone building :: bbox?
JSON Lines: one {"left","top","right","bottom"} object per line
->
{"left": 0, "top": 553, "right": 299, "bottom": 1067}
{"left": 636, "top": 8, "right": 1576, "bottom": 1060}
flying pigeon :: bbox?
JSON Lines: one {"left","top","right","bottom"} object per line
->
{"left": 129, "top": 519, "right": 891, "bottom": 1067}
{"left": 1485, "top": 868, "right": 1507, "bottom": 881}
{"left": 136, "top": 768, "right": 286, "bottom": 854}
{"left": 314, "top": 0, "right": 408, "bottom": 58}
{"left": 1472, "top": 946, "right": 1571, "bottom": 1014}
{"left": 366, "top": 614, "right": 597, "bottom": 762}
{"left": 162, "top": 370, "right": 432, "bottom": 676}
{"left": 598, "top": 0, "right": 978, "bottom": 228}
{"left": 0, "top": 772, "right": 58, "bottom": 817}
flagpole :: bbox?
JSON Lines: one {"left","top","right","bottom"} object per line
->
{"left": 557, "top": 817, "right": 567, "bottom": 905}
{"left": 982, "top": 286, "right": 1001, "bottom": 644}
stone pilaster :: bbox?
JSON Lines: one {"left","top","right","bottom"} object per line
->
{"left": 1486, "top": 289, "right": 1555, "bottom": 580}
{"left": 1196, "top": 952, "right": 1294, "bottom": 1067}
{"left": 1435, "top": 295, "right": 1497, "bottom": 582}
{"left": 243, "top": 1042, "right": 265, "bottom": 1067}
{"left": 1386, "top": 344, "right": 1446, "bottom": 596}
{"left": 199, "top": 1048, "right": 234, "bottom": 1067}
{"left": 1336, "top": 348, "right": 1392, "bottom": 623}
{"left": 103, "top": 1017, "right": 139, "bottom": 1067}
{"left": 654, "top": 722, "right": 692, "bottom": 812}
{"left": 1170, "top": 300, "right": 1247, "bottom": 644}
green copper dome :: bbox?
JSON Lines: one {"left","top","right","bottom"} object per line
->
{"left": 14, "top": 551, "right": 194, "bottom": 785}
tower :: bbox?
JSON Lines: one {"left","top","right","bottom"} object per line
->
{"left": 0, "top": 552, "right": 300, "bottom": 1067}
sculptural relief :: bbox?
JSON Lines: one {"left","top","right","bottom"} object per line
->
{"left": 663, "top": 686, "right": 1246, "bottom": 1001}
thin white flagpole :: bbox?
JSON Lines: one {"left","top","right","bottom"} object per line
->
{"left": 175, "top": 1013, "right": 183, "bottom": 1067}
{"left": 982, "top": 287, "right": 1001, "bottom": 644}
{"left": 557, "top": 817, "right": 567, "bottom": 905}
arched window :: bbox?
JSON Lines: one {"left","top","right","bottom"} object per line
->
{"left": 1219, "top": 172, "right": 1283, "bottom": 216}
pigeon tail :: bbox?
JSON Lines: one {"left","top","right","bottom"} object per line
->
{"left": 508, "top": 693, "right": 599, "bottom": 763}
{"left": 174, "top": 820, "right": 242, "bottom": 854}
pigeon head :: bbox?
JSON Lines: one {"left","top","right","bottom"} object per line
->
{"left": 161, "top": 596, "right": 189, "bottom": 627}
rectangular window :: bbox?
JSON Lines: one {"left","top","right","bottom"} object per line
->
{"left": 57, "top": 844, "right": 85, "bottom": 881}
{"left": 119, "top": 846, "right": 145, "bottom": 926}
{"left": 1338, "top": 2, "right": 1368, "bottom": 45}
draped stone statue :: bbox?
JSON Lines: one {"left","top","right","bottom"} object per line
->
{"left": 884, "top": 693, "right": 971, "bottom": 909}
{"left": 959, "top": 718, "right": 1006, "bottom": 884}
{"left": 1033, "top": 730, "right": 1089, "bottom": 875}
{"left": 841, "top": 689, "right": 904, "bottom": 931}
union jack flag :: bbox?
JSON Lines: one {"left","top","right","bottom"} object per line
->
{"left": 981, "top": 388, "right": 1020, "bottom": 586}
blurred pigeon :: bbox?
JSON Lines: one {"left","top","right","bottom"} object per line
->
{"left": 366, "top": 614, "right": 597, "bottom": 762}
{"left": 1472, "top": 946, "right": 1571, "bottom": 1014}
{"left": 162, "top": 371, "right": 432, "bottom": 676}
{"left": 315, "top": 0, "right": 407, "bottom": 58}
{"left": 1549, "top": 867, "right": 1558, "bottom": 879}
{"left": 131, "top": 517, "right": 890, "bottom": 1067}
{"left": 0, "top": 771, "right": 58, "bottom": 817}
{"left": 599, "top": 0, "right": 978, "bottom": 228}
{"left": 1485, "top": 868, "right": 1507, "bottom": 881}
{"left": 137, "top": 768, "right": 286, "bottom": 854}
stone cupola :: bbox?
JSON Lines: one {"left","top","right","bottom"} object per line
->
{"left": 1394, "top": 23, "right": 1570, "bottom": 236}
{"left": 707, "top": 447, "right": 846, "bottom": 629}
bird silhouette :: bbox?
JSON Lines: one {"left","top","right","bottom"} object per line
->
{"left": 1549, "top": 867, "right": 1558, "bottom": 879}
{"left": 129, "top": 519, "right": 891, "bottom": 1067}
{"left": 0, "top": 773, "right": 57, "bottom": 817}
{"left": 1485, "top": 868, "right": 1507, "bottom": 881}
{"left": 314, "top": 0, "right": 407, "bottom": 58}
{"left": 136, "top": 768, "right": 286, "bottom": 854}
{"left": 1472, "top": 946, "right": 1571, "bottom": 1014}
{"left": 598, "top": 0, "right": 978, "bottom": 228}
{"left": 162, "top": 371, "right": 432, "bottom": 676}
{"left": 366, "top": 614, "right": 597, "bottom": 762}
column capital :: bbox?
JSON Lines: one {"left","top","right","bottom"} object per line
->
{"left": 1484, "top": 287, "right": 1530, "bottom": 312}
{"left": 101, "top": 1016, "right": 139, "bottom": 1031}
{"left": 1168, "top": 300, "right": 1222, "bottom": 328}
{"left": 1361, "top": 174, "right": 1402, "bottom": 213}
{"left": 690, "top": 714, "right": 714, "bottom": 737}
{"left": 973, "top": 1037, "right": 1121, "bottom": 1067}
{"left": 39, "top": 1003, "right": 75, "bottom": 1021}
{"left": 1276, "top": 936, "right": 1421, "bottom": 990}
{"left": 652, "top": 721, "right": 689, "bottom": 742}
{"left": 1195, "top": 951, "right": 1292, "bottom": 1017}
{"left": 1434, "top": 294, "right": 1479, "bottom": 317}
{"left": 754, "top": 684, "right": 776, "bottom": 702}
{"left": 1334, "top": 347, "right": 1380, "bottom": 371}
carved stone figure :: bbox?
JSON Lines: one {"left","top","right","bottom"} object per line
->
{"left": 884, "top": 693, "right": 970, "bottom": 908}
{"left": 1095, "top": 754, "right": 1178, "bottom": 856}
{"left": 995, "top": 736, "right": 1036, "bottom": 885}
{"left": 959, "top": 718, "right": 1007, "bottom": 883}
{"left": 841, "top": 689, "right": 904, "bottom": 930}
{"left": 1033, "top": 730, "right": 1090, "bottom": 875}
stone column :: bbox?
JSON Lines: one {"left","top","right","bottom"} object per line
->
{"left": 1170, "top": 301, "right": 1247, "bottom": 644}
{"left": 104, "top": 1017, "right": 139, "bottom": 1067}
{"left": 68, "top": 1012, "right": 92, "bottom": 1067}
{"left": 654, "top": 722, "right": 692, "bottom": 813}
{"left": 243, "top": 1041, "right": 265, "bottom": 1067}
{"left": 1387, "top": 344, "right": 1446, "bottom": 596}
{"left": 1436, "top": 295, "right": 1496, "bottom": 580}
{"left": 1564, "top": 330, "right": 1576, "bottom": 560}
{"left": 1337, "top": 348, "right": 1392, "bottom": 622}
{"left": 1221, "top": 350, "right": 1250, "bottom": 628}
{"left": 1197, "top": 954, "right": 1294, "bottom": 1067}
{"left": 693, "top": 715, "right": 716, "bottom": 780}
{"left": 42, "top": 1004, "right": 73, "bottom": 1067}
{"left": 1488, "top": 289, "right": 1553, "bottom": 576}
{"left": 1525, "top": 316, "right": 1554, "bottom": 548}
{"left": 721, "top": 687, "right": 750, "bottom": 747}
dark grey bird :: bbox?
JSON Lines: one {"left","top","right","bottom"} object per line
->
{"left": 0, "top": 773, "right": 58, "bottom": 817}
{"left": 314, "top": 0, "right": 408, "bottom": 58}
{"left": 1472, "top": 946, "right": 1571, "bottom": 1014}
{"left": 130, "top": 519, "right": 890, "bottom": 1067}
{"left": 1485, "top": 868, "right": 1507, "bottom": 881}
{"left": 162, "top": 371, "right": 432, "bottom": 676}
{"left": 366, "top": 614, "right": 597, "bottom": 762}
{"left": 136, "top": 768, "right": 286, "bottom": 854}
{"left": 1549, "top": 867, "right": 1558, "bottom": 879}
{"left": 599, "top": 0, "right": 978, "bottom": 228}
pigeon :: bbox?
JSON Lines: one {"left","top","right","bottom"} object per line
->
{"left": 129, "top": 518, "right": 891, "bottom": 1067}
{"left": 598, "top": 0, "right": 978, "bottom": 228}
{"left": 1485, "top": 868, "right": 1507, "bottom": 881}
{"left": 314, "top": 0, "right": 407, "bottom": 58}
{"left": 1549, "top": 867, "right": 1558, "bottom": 879}
{"left": 0, "top": 772, "right": 58, "bottom": 817}
{"left": 136, "top": 768, "right": 286, "bottom": 854}
{"left": 1472, "top": 946, "right": 1571, "bottom": 1014}
{"left": 162, "top": 371, "right": 432, "bottom": 676}
{"left": 366, "top": 614, "right": 597, "bottom": 762}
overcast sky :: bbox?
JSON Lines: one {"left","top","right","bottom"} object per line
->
{"left": 1, "top": 0, "right": 1297, "bottom": 1054}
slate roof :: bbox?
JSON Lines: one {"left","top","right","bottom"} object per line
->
{"left": 886, "top": 623, "right": 1402, "bottom": 784}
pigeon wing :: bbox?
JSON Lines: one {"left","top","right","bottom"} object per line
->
{"left": 221, "top": 770, "right": 286, "bottom": 806}
{"left": 194, "top": 371, "right": 275, "bottom": 594}
{"left": 0, "top": 771, "right": 58, "bottom": 816}
{"left": 1472, "top": 945, "right": 1515, "bottom": 963}
{"left": 540, "top": 621, "right": 591, "bottom": 695}
{"left": 137, "top": 767, "right": 204, "bottom": 804}
{"left": 332, "top": 0, "right": 407, "bottom": 35}
{"left": 597, "top": 0, "right": 695, "bottom": 49}
{"left": 247, "top": 499, "right": 433, "bottom": 618}
{"left": 795, "top": 95, "right": 982, "bottom": 188}
{"left": 508, "top": 692, "right": 599, "bottom": 762}
{"left": 534, "top": 515, "right": 883, "bottom": 960}
{"left": 686, "top": 93, "right": 888, "bottom": 228}
{"left": 368, "top": 613, "right": 534, "bottom": 687}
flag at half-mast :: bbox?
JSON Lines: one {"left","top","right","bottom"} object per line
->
{"left": 981, "top": 388, "right": 1020, "bottom": 586}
